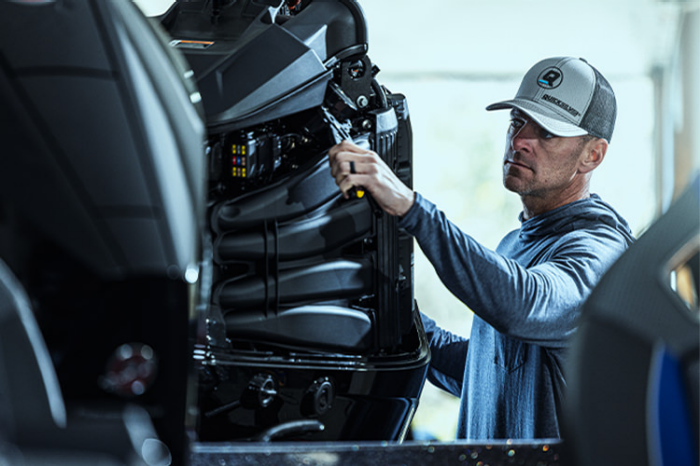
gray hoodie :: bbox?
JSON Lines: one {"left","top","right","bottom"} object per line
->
{"left": 400, "top": 192, "right": 634, "bottom": 439}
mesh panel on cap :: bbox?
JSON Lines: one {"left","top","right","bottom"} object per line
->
{"left": 580, "top": 66, "right": 617, "bottom": 142}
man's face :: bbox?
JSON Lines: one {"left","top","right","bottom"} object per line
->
{"left": 502, "top": 109, "right": 590, "bottom": 200}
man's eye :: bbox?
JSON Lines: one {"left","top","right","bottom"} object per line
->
{"left": 509, "top": 118, "right": 525, "bottom": 131}
{"left": 539, "top": 128, "right": 555, "bottom": 139}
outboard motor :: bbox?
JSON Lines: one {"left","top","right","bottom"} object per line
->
{"left": 161, "top": 0, "right": 430, "bottom": 442}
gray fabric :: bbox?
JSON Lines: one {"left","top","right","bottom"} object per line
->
{"left": 487, "top": 57, "right": 617, "bottom": 141}
{"left": 400, "top": 192, "right": 634, "bottom": 439}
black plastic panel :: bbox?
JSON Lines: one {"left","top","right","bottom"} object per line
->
{"left": 212, "top": 156, "right": 341, "bottom": 232}
{"left": 215, "top": 199, "right": 372, "bottom": 262}
{"left": 225, "top": 305, "right": 373, "bottom": 350}
{"left": 216, "top": 258, "right": 373, "bottom": 309}
{"left": 0, "top": 1, "right": 207, "bottom": 462}
{"left": 0, "top": 0, "right": 206, "bottom": 279}
{"left": 566, "top": 177, "right": 700, "bottom": 466}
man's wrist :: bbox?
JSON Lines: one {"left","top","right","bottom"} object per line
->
{"left": 397, "top": 191, "right": 416, "bottom": 218}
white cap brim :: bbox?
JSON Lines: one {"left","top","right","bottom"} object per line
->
{"left": 486, "top": 98, "right": 588, "bottom": 138}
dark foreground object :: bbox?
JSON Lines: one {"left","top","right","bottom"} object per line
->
{"left": 191, "top": 440, "right": 564, "bottom": 466}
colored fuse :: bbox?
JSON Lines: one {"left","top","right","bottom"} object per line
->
{"left": 230, "top": 139, "right": 254, "bottom": 178}
{"left": 231, "top": 167, "right": 248, "bottom": 178}
{"left": 232, "top": 144, "right": 248, "bottom": 155}
{"left": 232, "top": 156, "right": 249, "bottom": 167}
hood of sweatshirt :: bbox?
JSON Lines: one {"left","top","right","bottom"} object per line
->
{"left": 518, "top": 194, "right": 635, "bottom": 244}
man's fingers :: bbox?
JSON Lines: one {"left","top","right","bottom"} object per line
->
{"left": 338, "top": 173, "right": 365, "bottom": 199}
{"left": 329, "top": 140, "right": 359, "bottom": 159}
{"left": 328, "top": 141, "right": 382, "bottom": 199}
{"left": 327, "top": 140, "right": 414, "bottom": 216}
{"left": 329, "top": 149, "right": 371, "bottom": 178}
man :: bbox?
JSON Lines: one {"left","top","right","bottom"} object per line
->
{"left": 328, "top": 57, "right": 635, "bottom": 439}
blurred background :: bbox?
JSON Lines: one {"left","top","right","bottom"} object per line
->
{"left": 137, "top": 0, "right": 699, "bottom": 441}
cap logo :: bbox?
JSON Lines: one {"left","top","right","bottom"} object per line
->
{"left": 537, "top": 67, "right": 562, "bottom": 89}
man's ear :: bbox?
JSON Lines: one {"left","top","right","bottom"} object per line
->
{"left": 578, "top": 138, "right": 608, "bottom": 174}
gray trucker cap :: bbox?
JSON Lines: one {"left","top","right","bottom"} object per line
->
{"left": 486, "top": 57, "right": 617, "bottom": 142}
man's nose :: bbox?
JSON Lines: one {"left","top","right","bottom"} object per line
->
{"left": 510, "top": 120, "right": 534, "bottom": 152}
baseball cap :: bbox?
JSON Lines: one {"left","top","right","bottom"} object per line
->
{"left": 486, "top": 57, "right": 617, "bottom": 142}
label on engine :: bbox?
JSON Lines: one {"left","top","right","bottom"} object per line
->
{"left": 170, "top": 39, "right": 214, "bottom": 50}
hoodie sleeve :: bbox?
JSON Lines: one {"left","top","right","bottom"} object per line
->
{"left": 400, "top": 193, "right": 631, "bottom": 347}
{"left": 420, "top": 312, "right": 468, "bottom": 397}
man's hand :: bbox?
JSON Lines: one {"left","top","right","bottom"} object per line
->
{"left": 328, "top": 140, "right": 415, "bottom": 217}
